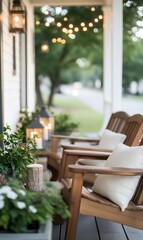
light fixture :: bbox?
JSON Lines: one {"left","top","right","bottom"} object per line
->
{"left": 38, "top": 106, "right": 54, "bottom": 141}
{"left": 9, "top": 0, "right": 26, "bottom": 33}
{"left": 26, "top": 118, "right": 44, "bottom": 149}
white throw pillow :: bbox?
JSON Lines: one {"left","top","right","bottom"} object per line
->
{"left": 93, "top": 143, "right": 143, "bottom": 211}
{"left": 98, "top": 129, "right": 126, "bottom": 150}
{"left": 77, "top": 130, "right": 126, "bottom": 167}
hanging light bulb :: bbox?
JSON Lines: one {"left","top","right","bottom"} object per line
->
{"left": 41, "top": 42, "right": 49, "bottom": 52}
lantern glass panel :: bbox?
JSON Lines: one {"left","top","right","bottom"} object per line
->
{"left": 26, "top": 128, "right": 44, "bottom": 149}
{"left": 39, "top": 117, "right": 49, "bottom": 127}
{"left": 10, "top": 11, "right": 25, "bottom": 32}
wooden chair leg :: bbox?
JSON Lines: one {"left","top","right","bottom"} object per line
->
{"left": 65, "top": 173, "right": 83, "bottom": 240}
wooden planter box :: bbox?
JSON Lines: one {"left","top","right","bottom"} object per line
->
{"left": 0, "top": 220, "right": 52, "bottom": 240}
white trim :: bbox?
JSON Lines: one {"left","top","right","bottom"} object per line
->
{"left": 103, "top": 0, "right": 123, "bottom": 124}
{"left": 30, "top": 0, "right": 103, "bottom": 6}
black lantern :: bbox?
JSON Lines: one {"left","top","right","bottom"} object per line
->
{"left": 38, "top": 106, "right": 54, "bottom": 140}
{"left": 26, "top": 118, "right": 44, "bottom": 149}
{"left": 9, "top": 0, "right": 26, "bottom": 33}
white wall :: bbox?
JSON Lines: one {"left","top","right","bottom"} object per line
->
{"left": 2, "top": 0, "right": 35, "bottom": 131}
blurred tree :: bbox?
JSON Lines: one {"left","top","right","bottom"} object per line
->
{"left": 35, "top": 1, "right": 143, "bottom": 106}
{"left": 35, "top": 5, "right": 103, "bottom": 106}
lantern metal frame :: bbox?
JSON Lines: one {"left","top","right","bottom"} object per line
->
{"left": 26, "top": 118, "right": 44, "bottom": 150}
{"left": 38, "top": 106, "right": 54, "bottom": 140}
{"left": 9, "top": 0, "right": 26, "bottom": 33}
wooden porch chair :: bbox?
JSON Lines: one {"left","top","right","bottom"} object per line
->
{"left": 58, "top": 114, "right": 143, "bottom": 181}
{"left": 46, "top": 111, "right": 129, "bottom": 179}
{"left": 50, "top": 111, "right": 129, "bottom": 153}
{"left": 64, "top": 139, "right": 143, "bottom": 240}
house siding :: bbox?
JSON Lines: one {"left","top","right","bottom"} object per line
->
{"left": 2, "top": 0, "right": 35, "bottom": 131}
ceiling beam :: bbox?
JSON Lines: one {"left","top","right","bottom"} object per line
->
{"left": 30, "top": 0, "right": 103, "bottom": 6}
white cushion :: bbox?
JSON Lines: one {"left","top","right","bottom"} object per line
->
{"left": 93, "top": 143, "right": 143, "bottom": 211}
{"left": 77, "top": 159, "right": 106, "bottom": 167}
{"left": 77, "top": 130, "right": 126, "bottom": 167}
{"left": 98, "top": 129, "right": 126, "bottom": 150}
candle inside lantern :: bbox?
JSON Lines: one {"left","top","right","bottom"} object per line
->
{"left": 48, "top": 123, "right": 52, "bottom": 139}
{"left": 27, "top": 164, "right": 43, "bottom": 192}
{"left": 43, "top": 126, "right": 49, "bottom": 140}
{"left": 30, "top": 131, "right": 36, "bottom": 139}
{"left": 35, "top": 137, "right": 43, "bottom": 149}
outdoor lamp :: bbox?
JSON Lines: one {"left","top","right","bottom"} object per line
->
{"left": 9, "top": 0, "right": 26, "bottom": 33}
{"left": 26, "top": 118, "right": 44, "bottom": 149}
{"left": 38, "top": 106, "right": 54, "bottom": 140}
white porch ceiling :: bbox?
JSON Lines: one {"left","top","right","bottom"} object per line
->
{"left": 29, "top": 0, "right": 103, "bottom": 6}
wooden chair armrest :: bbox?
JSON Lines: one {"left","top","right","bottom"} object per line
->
{"left": 51, "top": 135, "right": 100, "bottom": 143}
{"left": 63, "top": 149, "right": 111, "bottom": 158}
{"left": 62, "top": 144, "right": 112, "bottom": 153}
{"left": 69, "top": 137, "right": 100, "bottom": 144}
{"left": 51, "top": 134, "right": 72, "bottom": 140}
{"left": 68, "top": 165, "right": 143, "bottom": 176}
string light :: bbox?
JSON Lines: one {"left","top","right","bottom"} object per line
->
{"left": 91, "top": 7, "right": 96, "bottom": 11}
{"left": 99, "top": 15, "right": 103, "bottom": 19}
{"left": 52, "top": 38, "right": 66, "bottom": 44}
{"left": 94, "top": 18, "right": 99, "bottom": 23}
{"left": 36, "top": 7, "right": 103, "bottom": 46}
{"left": 52, "top": 38, "right": 57, "bottom": 43}
{"left": 89, "top": 22, "right": 93, "bottom": 27}
{"left": 57, "top": 38, "right": 62, "bottom": 42}
{"left": 57, "top": 22, "right": 62, "bottom": 27}
{"left": 81, "top": 22, "right": 85, "bottom": 27}
{"left": 45, "top": 22, "right": 50, "bottom": 27}
{"left": 83, "top": 27, "right": 87, "bottom": 31}
{"left": 41, "top": 42, "right": 49, "bottom": 52}
{"left": 36, "top": 20, "right": 40, "bottom": 25}
{"left": 74, "top": 27, "right": 79, "bottom": 32}
{"left": 61, "top": 39, "right": 66, "bottom": 44}
{"left": 93, "top": 28, "right": 99, "bottom": 33}
{"left": 69, "top": 24, "right": 74, "bottom": 28}
{"left": 44, "top": 10, "right": 49, "bottom": 15}
{"left": 68, "top": 33, "right": 76, "bottom": 39}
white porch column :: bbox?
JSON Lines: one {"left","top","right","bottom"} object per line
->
{"left": 103, "top": 0, "right": 123, "bottom": 123}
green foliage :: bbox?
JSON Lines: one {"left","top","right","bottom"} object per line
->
{"left": 35, "top": 5, "right": 103, "bottom": 105}
{"left": 54, "top": 112, "right": 79, "bottom": 135}
{"left": 35, "top": 2, "right": 143, "bottom": 106}
{"left": 0, "top": 125, "right": 38, "bottom": 181}
{"left": 54, "top": 95, "right": 103, "bottom": 132}
{"left": 0, "top": 180, "right": 70, "bottom": 233}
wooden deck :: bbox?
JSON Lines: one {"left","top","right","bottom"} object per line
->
{"left": 52, "top": 214, "right": 143, "bottom": 240}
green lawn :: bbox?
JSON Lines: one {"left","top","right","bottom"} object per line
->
{"left": 53, "top": 94, "right": 103, "bottom": 133}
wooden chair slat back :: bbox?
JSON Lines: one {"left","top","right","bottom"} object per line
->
{"left": 132, "top": 176, "right": 143, "bottom": 205}
{"left": 132, "top": 138, "right": 143, "bottom": 205}
{"left": 121, "top": 114, "right": 143, "bottom": 146}
{"left": 106, "top": 111, "right": 129, "bottom": 133}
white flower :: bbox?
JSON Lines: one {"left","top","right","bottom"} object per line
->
{"left": 0, "top": 186, "right": 12, "bottom": 194}
{"left": 0, "top": 195, "right": 4, "bottom": 200}
{"left": 7, "top": 191, "right": 18, "bottom": 200}
{"left": 0, "top": 200, "right": 4, "bottom": 209}
{"left": 18, "top": 189, "right": 26, "bottom": 196}
{"left": 0, "top": 186, "right": 18, "bottom": 199}
{"left": 16, "top": 201, "right": 26, "bottom": 209}
{"left": 29, "top": 205, "right": 37, "bottom": 213}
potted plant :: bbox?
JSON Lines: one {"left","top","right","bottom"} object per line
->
{"left": 0, "top": 125, "right": 38, "bottom": 182}
{"left": 54, "top": 112, "right": 79, "bottom": 135}
{"left": 0, "top": 179, "right": 70, "bottom": 239}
